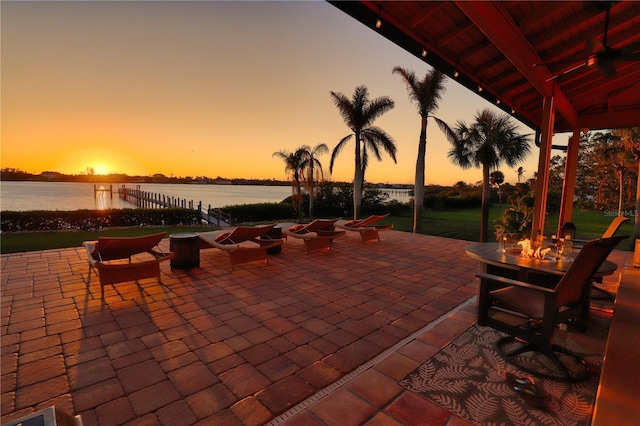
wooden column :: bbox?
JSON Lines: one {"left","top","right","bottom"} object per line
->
{"left": 531, "top": 94, "right": 555, "bottom": 238}
{"left": 557, "top": 128, "right": 580, "bottom": 235}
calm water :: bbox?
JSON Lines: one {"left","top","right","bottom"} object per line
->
{"left": 1, "top": 181, "right": 412, "bottom": 211}
{"left": 0, "top": 182, "right": 292, "bottom": 211}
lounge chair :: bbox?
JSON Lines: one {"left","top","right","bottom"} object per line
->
{"left": 278, "top": 219, "right": 346, "bottom": 253}
{"left": 83, "top": 232, "right": 174, "bottom": 291}
{"left": 335, "top": 214, "right": 394, "bottom": 243}
{"left": 199, "top": 224, "right": 283, "bottom": 267}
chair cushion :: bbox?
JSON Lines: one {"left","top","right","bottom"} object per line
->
{"left": 289, "top": 224, "right": 305, "bottom": 233}
{"left": 490, "top": 286, "right": 546, "bottom": 319}
{"left": 91, "top": 243, "right": 100, "bottom": 258}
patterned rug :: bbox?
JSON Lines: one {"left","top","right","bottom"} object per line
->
{"left": 590, "top": 281, "right": 617, "bottom": 313}
{"left": 399, "top": 325, "right": 604, "bottom": 426}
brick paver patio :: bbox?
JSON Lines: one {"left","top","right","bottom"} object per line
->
{"left": 1, "top": 230, "right": 626, "bottom": 425}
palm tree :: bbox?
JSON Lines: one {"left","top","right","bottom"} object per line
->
{"left": 393, "top": 67, "right": 456, "bottom": 233}
{"left": 453, "top": 180, "right": 467, "bottom": 196}
{"left": 298, "top": 143, "right": 329, "bottom": 219}
{"left": 490, "top": 170, "right": 505, "bottom": 203}
{"left": 596, "top": 131, "right": 636, "bottom": 216}
{"left": 273, "top": 148, "right": 304, "bottom": 218}
{"left": 330, "top": 85, "right": 396, "bottom": 219}
{"left": 515, "top": 166, "right": 526, "bottom": 183}
{"left": 616, "top": 127, "right": 640, "bottom": 237}
{"left": 448, "top": 108, "right": 531, "bottom": 242}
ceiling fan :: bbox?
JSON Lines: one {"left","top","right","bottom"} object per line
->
{"left": 537, "top": 2, "right": 640, "bottom": 81}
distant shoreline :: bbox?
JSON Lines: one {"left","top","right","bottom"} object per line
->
{"left": 0, "top": 169, "right": 413, "bottom": 189}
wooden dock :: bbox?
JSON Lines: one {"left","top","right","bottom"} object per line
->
{"left": 117, "top": 185, "right": 231, "bottom": 226}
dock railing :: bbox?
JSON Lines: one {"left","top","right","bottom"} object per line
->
{"left": 118, "top": 185, "right": 231, "bottom": 227}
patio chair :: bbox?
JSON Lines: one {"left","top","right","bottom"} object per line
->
{"left": 83, "top": 232, "right": 174, "bottom": 291}
{"left": 563, "top": 216, "right": 628, "bottom": 299}
{"left": 278, "top": 219, "right": 345, "bottom": 254}
{"left": 602, "top": 216, "right": 629, "bottom": 238}
{"left": 335, "top": 214, "right": 394, "bottom": 243}
{"left": 476, "top": 235, "right": 626, "bottom": 382}
{"left": 199, "top": 224, "right": 283, "bottom": 267}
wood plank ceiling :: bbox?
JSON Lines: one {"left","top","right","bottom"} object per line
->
{"left": 330, "top": 1, "right": 640, "bottom": 134}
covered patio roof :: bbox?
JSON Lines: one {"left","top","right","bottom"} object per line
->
{"left": 330, "top": 1, "right": 640, "bottom": 134}
{"left": 331, "top": 0, "right": 640, "bottom": 237}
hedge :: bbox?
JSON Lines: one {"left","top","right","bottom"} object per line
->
{"left": 1, "top": 208, "right": 202, "bottom": 232}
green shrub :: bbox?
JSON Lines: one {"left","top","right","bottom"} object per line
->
{"left": 424, "top": 195, "right": 482, "bottom": 210}
{"left": 1, "top": 208, "right": 202, "bottom": 232}
{"left": 223, "top": 202, "right": 296, "bottom": 224}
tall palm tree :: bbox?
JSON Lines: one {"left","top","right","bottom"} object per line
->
{"left": 393, "top": 67, "right": 456, "bottom": 233}
{"left": 330, "top": 85, "right": 396, "bottom": 219}
{"left": 273, "top": 148, "right": 304, "bottom": 218}
{"left": 298, "top": 143, "right": 329, "bottom": 219}
{"left": 448, "top": 108, "right": 531, "bottom": 242}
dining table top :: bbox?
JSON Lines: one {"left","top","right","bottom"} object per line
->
{"left": 465, "top": 242, "right": 618, "bottom": 278}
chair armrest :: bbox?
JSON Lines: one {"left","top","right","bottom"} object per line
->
{"left": 476, "top": 272, "right": 555, "bottom": 294}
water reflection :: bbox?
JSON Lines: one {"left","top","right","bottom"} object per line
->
{"left": 94, "top": 185, "right": 114, "bottom": 210}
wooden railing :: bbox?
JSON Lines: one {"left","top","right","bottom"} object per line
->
{"left": 118, "top": 185, "right": 230, "bottom": 226}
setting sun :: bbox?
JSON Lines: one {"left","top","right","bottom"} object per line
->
{"left": 92, "top": 164, "right": 111, "bottom": 176}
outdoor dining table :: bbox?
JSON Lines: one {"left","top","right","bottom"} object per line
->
{"left": 465, "top": 242, "right": 619, "bottom": 327}
{"left": 465, "top": 242, "right": 618, "bottom": 287}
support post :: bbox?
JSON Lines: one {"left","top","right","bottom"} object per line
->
{"left": 531, "top": 94, "right": 555, "bottom": 239}
{"left": 558, "top": 128, "right": 580, "bottom": 235}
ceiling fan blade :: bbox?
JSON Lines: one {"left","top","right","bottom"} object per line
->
{"left": 617, "top": 40, "right": 640, "bottom": 61}
{"left": 546, "top": 61, "right": 588, "bottom": 81}
{"left": 617, "top": 50, "right": 640, "bottom": 62}
{"left": 600, "top": 60, "right": 617, "bottom": 78}
{"left": 586, "top": 38, "right": 606, "bottom": 54}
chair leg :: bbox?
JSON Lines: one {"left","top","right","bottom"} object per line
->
{"left": 496, "top": 336, "right": 590, "bottom": 382}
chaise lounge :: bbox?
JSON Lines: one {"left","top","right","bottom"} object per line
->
{"left": 83, "top": 232, "right": 174, "bottom": 291}
{"left": 335, "top": 214, "right": 394, "bottom": 243}
{"left": 278, "top": 219, "right": 346, "bottom": 254}
{"left": 198, "top": 224, "right": 283, "bottom": 267}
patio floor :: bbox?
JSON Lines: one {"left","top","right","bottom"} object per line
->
{"left": 0, "top": 230, "right": 628, "bottom": 426}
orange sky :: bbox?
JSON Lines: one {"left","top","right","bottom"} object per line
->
{"left": 2, "top": 1, "right": 567, "bottom": 185}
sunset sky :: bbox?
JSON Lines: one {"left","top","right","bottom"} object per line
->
{"left": 2, "top": 1, "right": 563, "bottom": 186}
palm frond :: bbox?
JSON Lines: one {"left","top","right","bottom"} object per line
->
{"left": 330, "top": 91, "right": 356, "bottom": 128}
{"left": 329, "top": 134, "right": 353, "bottom": 173}
{"left": 362, "top": 127, "right": 398, "bottom": 163}
{"left": 433, "top": 117, "right": 458, "bottom": 144}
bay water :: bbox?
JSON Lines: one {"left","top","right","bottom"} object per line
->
{"left": 0, "top": 181, "right": 411, "bottom": 212}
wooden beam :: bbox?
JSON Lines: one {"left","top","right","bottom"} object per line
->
{"left": 454, "top": 0, "right": 579, "bottom": 129}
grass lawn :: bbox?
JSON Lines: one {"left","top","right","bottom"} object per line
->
{"left": 1, "top": 206, "right": 635, "bottom": 253}
{"left": 392, "top": 204, "right": 635, "bottom": 250}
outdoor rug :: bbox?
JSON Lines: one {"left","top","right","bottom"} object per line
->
{"left": 399, "top": 325, "right": 603, "bottom": 426}
{"left": 590, "top": 281, "right": 618, "bottom": 314}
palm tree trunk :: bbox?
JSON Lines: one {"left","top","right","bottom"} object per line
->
{"left": 308, "top": 182, "right": 314, "bottom": 220}
{"left": 618, "top": 169, "right": 623, "bottom": 216}
{"left": 413, "top": 117, "right": 428, "bottom": 233}
{"left": 308, "top": 164, "right": 315, "bottom": 220}
{"left": 481, "top": 164, "right": 491, "bottom": 242}
{"left": 353, "top": 132, "right": 363, "bottom": 219}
